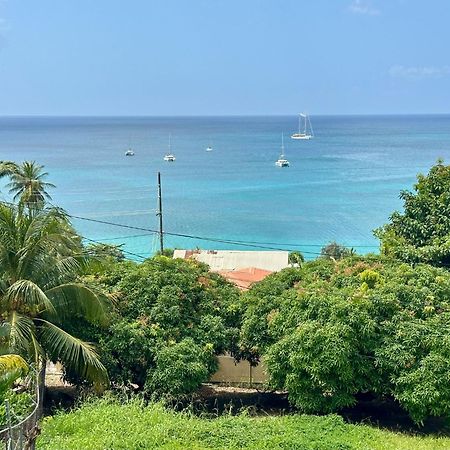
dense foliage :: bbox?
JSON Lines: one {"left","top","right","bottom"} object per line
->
{"left": 320, "top": 242, "right": 355, "bottom": 260}
{"left": 0, "top": 354, "right": 32, "bottom": 427}
{"left": 240, "top": 256, "right": 450, "bottom": 422}
{"left": 38, "top": 398, "right": 450, "bottom": 450}
{"left": 0, "top": 202, "right": 111, "bottom": 386}
{"left": 375, "top": 161, "right": 450, "bottom": 266}
{"left": 70, "top": 257, "right": 241, "bottom": 397}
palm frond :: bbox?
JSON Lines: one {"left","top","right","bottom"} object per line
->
{"left": 0, "top": 354, "right": 28, "bottom": 374}
{"left": 0, "top": 161, "right": 19, "bottom": 178}
{"left": 1, "top": 311, "right": 41, "bottom": 361}
{"left": 3, "top": 279, "right": 56, "bottom": 315}
{"left": 45, "top": 283, "right": 111, "bottom": 325}
{"left": 36, "top": 318, "right": 108, "bottom": 386}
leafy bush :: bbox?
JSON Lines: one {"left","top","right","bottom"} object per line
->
{"left": 240, "top": 255, "right": 450, "bottom": 422}
{"left": 0, "top": 390, "right": 33, "bottom": 427}
{"left": 145, "top": 339, "right": 216, "bottom": 397}
{"left": 0, "top": 354, "right": 33, "bottom": 427}
{"left": 66, "top": 256, "right": 241, "bottom": 397}
{"left": 288, "top": 251, "right": 305, "bottom": 266}
{"left": 320, "top": 242, "right": 354, "bottom": 260}
{"left": 375, "top": 160, "right": 450, "bottom": 266}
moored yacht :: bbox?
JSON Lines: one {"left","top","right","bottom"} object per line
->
{"left": 164, "top": 135, "right": 176, "bottom": 162}
{"left": 291, "top": 113, "right": 314, "bottom": 140}
{"left": 275, "top": 133, "right": 290, "bottom": 167}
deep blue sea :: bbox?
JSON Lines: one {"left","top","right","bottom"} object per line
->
{"left": 2, "top": 115, "right": 450, "bottom": 260}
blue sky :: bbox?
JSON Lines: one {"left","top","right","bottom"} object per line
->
{"left": 0, "top": 0, "right": 449, "bottom": 115}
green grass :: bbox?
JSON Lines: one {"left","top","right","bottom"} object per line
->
{"left": 37, "top": 399, "right": 450, "bottom": 450}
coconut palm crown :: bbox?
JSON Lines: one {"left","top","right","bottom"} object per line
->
{"left": 0, "top": 161, "right": 55, "bottom": 207}
{"left": 0, "top": 202, "right": 110, "bottom": 385}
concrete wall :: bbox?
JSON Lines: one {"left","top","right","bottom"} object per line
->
{"left": 210, "top": 355, "right": 267, "bottom": 386}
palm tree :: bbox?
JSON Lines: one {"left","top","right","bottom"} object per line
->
{"left": 0, "top": 202, "right": 110, "bottom": 387}
{"left": 0, "top": 161, "right": 55, "bottom": 207}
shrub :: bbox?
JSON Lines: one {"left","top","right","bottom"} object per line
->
{"left": 320, "top": 242, "right": 354, "bottom": 260}
{"left": 375, "top": 160, "right": 450, "bottom": 267}
{"left": 145, "top": 339, "right": 216, "bottom": 398}
{"left": 65, "top": 256, "right": 241, "bottom": 397}
{"left": 241, "top": 256, "right": 450, "bottom": 422}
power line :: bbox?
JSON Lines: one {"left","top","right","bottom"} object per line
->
{"left": 68, "top": 214, "right": 323, "bottom": 255}
{"left": 68, "top": 213, "right": 380, "bottom": 254}
{"left": 81, "top": 236, "right": 147, "bottom": 261}
{"left": 97, "top": 233, "right": 154, "bottom": 241}
{"left": 0, "top": 199, "right": 377, "bottom": 256}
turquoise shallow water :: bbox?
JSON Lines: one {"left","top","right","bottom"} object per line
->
{"left": 2, "top": 115, "right": 450, "bottom": 259}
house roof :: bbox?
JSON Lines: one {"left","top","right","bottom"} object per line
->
{"left": 218, "top": 267, "right": 273, "bottom": 291}
{"left": 173, "top": 249, "right": 289, "bottom": 272}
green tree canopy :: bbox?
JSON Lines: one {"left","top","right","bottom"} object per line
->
{"left": 0, "top": 202, "right": 111, "bottom": 387}
{"left": 240, "top": 256, "right": 450, "bottom": 423}
{"left": 70, "top": 256, "right": 241, "bottom": 396}
{"left": 375, "top": 160, "right": 450, "bottom": 266}
{"left": 320, "top": 241, "right": 354, "bottom": 261}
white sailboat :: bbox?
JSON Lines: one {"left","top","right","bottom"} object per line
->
{"left": 164, "top": 135, "right": 176, "bottom": 162}
{"left": 275, "top": 133, "right": 290, "bottom": 167}
{"left": 291, "top": 113, "right": 314, "bottom": 140}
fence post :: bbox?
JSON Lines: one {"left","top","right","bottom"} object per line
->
{"left": 5, "top": 400, "right": 12, "bottom": 450}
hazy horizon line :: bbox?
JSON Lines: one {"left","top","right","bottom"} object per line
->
{"left": 0, "top": 112, "right": 450, "bottom": 119}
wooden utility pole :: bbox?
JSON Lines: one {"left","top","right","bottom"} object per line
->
{"left": 157, "top": 172, "right": 164, "bottom": 253}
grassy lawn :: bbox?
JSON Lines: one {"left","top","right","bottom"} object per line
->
{"left": 37, "top": 399, "right": 450, "bottom": 450}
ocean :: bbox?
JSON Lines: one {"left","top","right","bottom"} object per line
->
{"left": 2, "top": 115, "right": 450, "bottom": 260}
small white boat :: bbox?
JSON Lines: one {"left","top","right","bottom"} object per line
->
{"left": 291, "top": 113, "right": 314, "bottom": 140}
{"left": 275, "top": 133, "right": 290, "bottom": 167}
{"left": 164, "top": 154, "right": 176, "bottom": 162}
{"left": 125, "top": 149, "right": 135, "bottom": 156}
{"left": 164, "top": 135, "right": 176, "bottom": 162}
{"left": 206, "top": 146, "right": 213, "bottom": 152}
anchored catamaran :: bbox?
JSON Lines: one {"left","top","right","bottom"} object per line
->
{"left": 164, "top": 135, "right": 176, "bottom": 162}
{"left": 291, "top": 113, "right": 314, "bottom": 140}
{"left": 275, "top": 133, "right": 290, "bottom": 167}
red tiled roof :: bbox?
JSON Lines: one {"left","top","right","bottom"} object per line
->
{"left": 218, "top": 267, "right": 273, "bottom": 291}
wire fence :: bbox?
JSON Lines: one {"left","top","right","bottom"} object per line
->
{"left": 0, "top": 367, "right": 42, "bottom": 450}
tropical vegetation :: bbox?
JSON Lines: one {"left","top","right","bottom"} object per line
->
{"left": 0, "top": 160, "right": 55, "bottom": 208}
{"left": 0, "top": 354, "right": 32, "bottom": 427}
{"left": 240, "top": 256, "right": 450, "bottom": 423}
{"left": 38, "top": 398, "right": 450, "bottom": 450}
{"left": 0, "top": 160, "right": 112, "bottom": 401}
{"left": 2, "top": 159, "right": 450, "bottom": 446}
{"left": 375, "top": 160, "right": 450, "bottom": 267}
{"left": 67, "top": 257, "right": 241, "bottom": 397}
{"left": 0, "top": 202, "right": 111, "bottom": 388}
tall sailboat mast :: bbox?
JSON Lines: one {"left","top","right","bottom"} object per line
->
{"left": 291, "top": 112, "right": 313, "bottom": 140}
